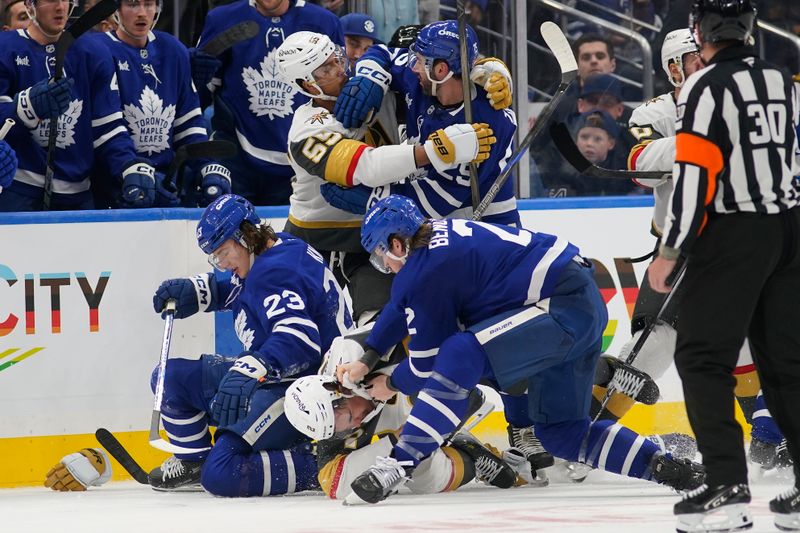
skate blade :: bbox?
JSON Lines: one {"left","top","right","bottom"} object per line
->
{"left": 343, "top": 491, "right": 370, "bottom": 506}
{"left": 775, "top": 512, "right": 800, "bottom": 531}
{"left": 150, "top": 484, "right": 205, "bottom": 493}
{"left": 676, "top": 504, "right": 753, "bottom": 533}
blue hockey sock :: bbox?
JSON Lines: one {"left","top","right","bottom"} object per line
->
{"left": 751, "top": 391, "right": 783, "bottom": 444}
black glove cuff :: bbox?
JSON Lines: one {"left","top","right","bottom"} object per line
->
{"left": 386, "top": 374, "right": 400, "bottom": 392}
{"left": 359, "top": 346, "right": 381, "bottom": 371}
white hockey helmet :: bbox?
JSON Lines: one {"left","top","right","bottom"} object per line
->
{"left": 660, "top": 29, "right": 699, "bottom": 88}
{"left": 285, "top": 375, "right": 347, "bottom": 440}
{"left": 276, "top": 31, "right": 346, "bottom": 101}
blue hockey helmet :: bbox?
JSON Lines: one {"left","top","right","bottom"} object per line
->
{"left": 196, "top": 194, "right": 261, "bottom": 256}
{"left": 361, "top": 195, "right": 425, "bottom": 272}
{"left": 410, "top": 20, "right": 478, "bottom": 76}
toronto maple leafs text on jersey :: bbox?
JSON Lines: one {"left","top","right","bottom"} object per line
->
{"left": 89, "top": 30, "right": 209, "bottom": 172}
{"left": 0, "top": 29, "right": 139, "bottom": 204}
{"left": 201, "top": 234, "right": 353, "bottom": 378}
{"left": 197, "top": 0, "right": 343, "bottom": 176}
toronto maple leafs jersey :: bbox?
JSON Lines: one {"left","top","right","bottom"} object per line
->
{"left": 361, "top": 46, "right": 520, "bottom": 226}
{"left": 365, "top": 219, "right": 578, "bottom": 391}
{"left": 209, "top": 233, "right": 353, "bottom": 378}
{"left": 198, "top": 0, "right": 343, "bottom": 176}
{"left": 0, "top": 29, "right": 138, "bottom": 203}
{"left": 628, "top": 92, "right": 677, "bottom": 235}
{"left": 88, "top": 30, "right": 208, "bottom": 172}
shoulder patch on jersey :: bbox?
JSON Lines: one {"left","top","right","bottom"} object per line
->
{"left": 306, "top": 110, "right": 333, "bottom": 125}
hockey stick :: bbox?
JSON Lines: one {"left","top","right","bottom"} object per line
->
{"left": 550, "top": 122, "right": 671, "bottom": 181}
{"left": 167, "top": 139, "right": 237, "bottom": 193}
{"left": 455, "top": 1, "right": 480, "bottom": 211}
{"left": 42, "top": 0, "right": 120, "bottom": 209}
{"left": 472, "top": 21, "right": 577, "bottom": 221}
{"left": 149, "top": 300, "right": 211, "bottom": 454}
{"left": 95, "top": 428, "right": 149, "bottom": 484}
{"left": 200, "top": 20, "right": 260, "bottom": 57}
{"left": 592, "top": 260, "right": 688, "bottom": 422}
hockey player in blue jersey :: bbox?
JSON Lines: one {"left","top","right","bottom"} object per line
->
{"left": 0, "top": 0, "right": 155, "bottom": 211}
{"left": 321, "top": 20, "right": 519, "bottom": 226}
{"left": 147, "top": 194, "right": 353, "bottom": 494}
{"left": 0, "top": 140, "right": 17, "bottom": 192}
{"left": 88, "top": 0, "right": 231, "bottom": 208}
{"left": 335, "top": 195, "right": 705, "bottom": 504}
{"left": 192, "top": 0, "right": 343, "bottom": 205}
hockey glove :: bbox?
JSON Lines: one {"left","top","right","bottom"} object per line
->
{"left": 154, "top": 172, "right": 180, "bottom": 207}
{"left": 320, "top": 182, "right": 372, "bottom": 215}
{"left": 470, "top": 58, "right": 513, "bottom": 110}
{"left": 423, "top": 123, "right": 496, "bottom": 175}
{"left": 14, "top": 77, "right": 73, "bottom": 129}
{"left": 0, "top": 140, "right": 17, "bottom": 190}
{"left": 211, "top": 352, "right": 280, "bottom": 427}
{"left": 333, "top": 59, "right": 391, "bottom": 129}
{"left": 121, "top": 160, "right": 156, "bottom": 207}
{"left": 199, "top": 163, "right": 232, "bottom": 205}
{"left": 188, "top": 47, "right": 222, "bottom": 90}
{"left": 153, "top": 274, "right": 217, "bottom": 318}
{"left": 45, "top": 448, "right": 112, "bottom": 491}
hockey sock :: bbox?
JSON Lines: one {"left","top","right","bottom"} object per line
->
{"left": 537, "top": 418, "right": 661, "bottom": 479}
{"left": 440, "top": 446, "right": 476, "bottom": 491}
{"left": 499, "top": 392, "right": 535, "bottom": 427}
{"left": 201, "top": 433, "right": 318, "bottom": 497}
{"left": 589, "top": 385, "right": 635, "bottom": 422}
{"left": 734, "top": 365, "right": 759, "bottom": 424}
{"left": 751, "top": 390, "right": 783, "bottom": 445}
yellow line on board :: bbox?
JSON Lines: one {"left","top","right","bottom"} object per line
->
{"left": 0, "top": 401, "right": 752, "bottom": 488}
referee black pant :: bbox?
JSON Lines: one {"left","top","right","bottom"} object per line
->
{"left": 675, "top": 207, "right": 800, "bottom": 487}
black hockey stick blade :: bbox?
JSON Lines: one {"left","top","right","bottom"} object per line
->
{"left": 44, "top": 0, "right": 120, "bottom": 209}
{"left": 95, "top": 428, "right": 150, "bottom": 485}
{"left": 201, "top": 20, "right": 260, "bottom": 57}
{"left": 55, "top": 0, "right": 120, "bottom": 77}
{"left": 550, "top": 122, "right": 671, "bottom": 181}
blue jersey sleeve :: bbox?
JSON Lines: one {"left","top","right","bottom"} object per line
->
{"left": 83, "top": 40, "right": 139, "bottom": 177}
{"left": 173, "top": 41, "right": 209, "bottom": 149}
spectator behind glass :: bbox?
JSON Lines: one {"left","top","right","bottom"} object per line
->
{"left": 2, "top": 0, "right": 29, "bottom": 30}
{"left": 369, "top": 0, "right": 419, "bottom": 44}
{"left": 575, "top": 110, "right": 618, "bottom": 165}
{"left": 340, "top": 13, "right": 381, "bottom": 64}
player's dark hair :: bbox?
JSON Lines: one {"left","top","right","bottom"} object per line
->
{"left": 573, "top": 33, "right": 615, "bottom": 61}
{"left": 240, "top": 221, "right": 277, "bottom": 255}
{"left": 3, "top": 0, "right": 23, "bottom": 26}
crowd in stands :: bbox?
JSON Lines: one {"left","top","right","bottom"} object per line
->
{"left": 0, "top": 0, "right": 797, "bottom": 211}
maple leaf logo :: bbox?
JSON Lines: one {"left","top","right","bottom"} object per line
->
{"left": 234, "top": 309, "right": 255, "bottom": 351}
{"left": 242, "top": 48, "right": 297, "bottom": 119}
{"left": 34, "top": 99, "right": 83, "bottom": 149}
{"left": 123, "top": 86, "right": 175, "bottom": 155}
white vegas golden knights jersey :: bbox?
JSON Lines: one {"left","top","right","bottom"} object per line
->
{"left": 628, "top": 92, "right": 678, "bottom": 235}
{"left": 285, "top": 97, "right": 402, "bottom": 253}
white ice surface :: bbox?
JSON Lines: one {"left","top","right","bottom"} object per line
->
{"left": 2, "top": 466, "right": 795, "bottom": 533}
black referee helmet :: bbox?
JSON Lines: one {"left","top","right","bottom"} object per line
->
{"left": 690, "top": 0, "right": 757, "bottom": 44}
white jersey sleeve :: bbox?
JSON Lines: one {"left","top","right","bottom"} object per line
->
{"left": 628, "top": 93, "right": 679, "bottom": 235}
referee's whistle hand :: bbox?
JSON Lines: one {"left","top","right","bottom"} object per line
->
{"left": 647, "top": 256, "right": 677, "bottom": 294}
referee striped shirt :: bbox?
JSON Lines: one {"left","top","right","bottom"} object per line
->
{"left": 662, "top": 45, "right": 800, "bottom": 257}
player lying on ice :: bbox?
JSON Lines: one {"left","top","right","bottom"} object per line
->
{"left": 283, "top": 323, "right": 536, "bottom": 500}
{"left": 333, "top": 195, "right": 706, "bottom": 504}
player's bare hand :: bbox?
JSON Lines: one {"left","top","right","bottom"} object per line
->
{"left": 366, "top": 374, "right": 396, "bottom": 402}
{"left": 647, "top": 255, "right": 677, "bottom": 293}
{"left": 336, "top": 360, "right": 369, "bottom": 386}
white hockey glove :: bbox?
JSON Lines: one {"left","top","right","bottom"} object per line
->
{"left": 423, "top": 123, "right": 496, "bottom": 175}
{"left": 45, "top": 448, "right": 112, "bottom": 491}
{"left": 470, "top": 57, "right": 513, "bottom": 110}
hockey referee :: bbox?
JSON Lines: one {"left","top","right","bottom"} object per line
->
{"left": 646, "top": 1, "right": 800, "bottom": 531}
